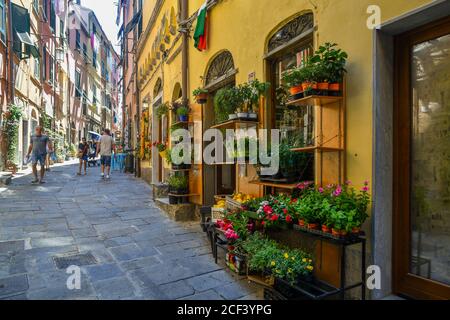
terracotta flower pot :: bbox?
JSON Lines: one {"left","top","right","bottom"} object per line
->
{"left": 332, "top": 228, "right": 347, "bottom": 238}
{"left": 322, "top": 225, "right": 332, "bottom": 234}
{"left": 195, "top": 93, "right": 208, "bottom": 104}
{"left": 302, "top": 82, "right": 317, "bottom": 92}
{"left": 317, "top": 82, "right": 329, "bottom": 91}
{"left": 329, "top": 83, "right": 340, "bottom": 91}
{"left": 298, "top": 219, "right": 306, "bottom": 227}
{"left": 289, "top": 85, "right": 303, "bottom": 96}
{"left": 307, "top": 223, "right": 320, "bottom": 230}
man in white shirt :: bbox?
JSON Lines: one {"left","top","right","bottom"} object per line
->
{"left": 96, "top": 129, "right": 115, "bottom": 179}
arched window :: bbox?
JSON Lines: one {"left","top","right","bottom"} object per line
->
{"left": 172, "top": 83, "right": 182, "bottom": 102}
{"left": 153, "top": 78, "right": 162, "bottom": 98}
{"left": 204, "top": 50, "right": 235, "bottom": 88}
{"left": 267, "top": 12, "right": 314, "bottom": 53}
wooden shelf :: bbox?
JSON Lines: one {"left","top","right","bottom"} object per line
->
{"left": 286, "top": 95, "right": 343, "bottom": 107}
{"left": 249, "top": 180, "right": 299, "bottom": 190}
{"left": 210, "top": 119, "right": 259, "bottom": 130}
{"left": 168, "top": 193, "right": 200, "bottom": 197}
{"left": 290, "top": 146, "right": 344, "bottom": 153}
{"left": 171, "top": 121, "right": 193, "bottom": 127}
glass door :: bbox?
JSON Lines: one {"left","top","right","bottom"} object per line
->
{"left": 394, "top": 16, "right": 450, "bottom": 300}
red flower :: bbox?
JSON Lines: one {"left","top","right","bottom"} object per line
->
{"left": 286, "top": 215, "right": 293, "bottom": 223}
{"left": 282, "top": 208, "right": 288, "bottom": 215}
{"left": 270, "top": 215, "right": 279, "bottom": 222}
{"left": 263, "top": 205, "right": 273, "bottom": 215}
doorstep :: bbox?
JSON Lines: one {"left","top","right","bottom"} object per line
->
{"left": 0, "top": 172, "right": 13, "bottom": 186}
{"left": 155, "top": 198, "right": 198, "bottom": 222}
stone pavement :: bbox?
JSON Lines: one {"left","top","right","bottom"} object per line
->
{"left": 0, "top": 162, "right": 261, "bottom": 300}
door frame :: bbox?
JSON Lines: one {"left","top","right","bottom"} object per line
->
{"left": 393, "top": 15, "right": 450, "bottom": 300}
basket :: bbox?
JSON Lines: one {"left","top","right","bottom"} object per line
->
{"left": 211, "top": 207, "right": 226, "bottom": 222}
{"left": 226, "top": 196, "right": 244, "bottom": 211}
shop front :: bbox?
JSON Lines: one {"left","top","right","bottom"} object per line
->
{"left": 134, "top": 0, "right": 449, "bottom": 299}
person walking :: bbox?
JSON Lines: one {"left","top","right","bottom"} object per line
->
{"left": 26, "top": 126, "right": 53, "bottom": 184}
{"left": 77, "top": 137, "right": 89, "bottom": 176}
{"left": 96, "top": 129, "right": 115, "bottom": 179}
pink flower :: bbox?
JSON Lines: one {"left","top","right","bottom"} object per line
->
{"left": 362, "top": 186, "right": 369, "bottom": 192}
{"left": 225, "top": 229, "right": 239, "bottom": 240}
{"left": 364, "top": 180, "right": 369, "bottom": 186}
{"left": 318, "top": 187, "right": 324, "bottom": 193}
{"left": 346, "top": 180, "right": 352, "bottom": 185}
{"left": 333, "top": 186, "right": 343, "bottom": 197}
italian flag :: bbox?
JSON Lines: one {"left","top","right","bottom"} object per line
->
{"left": 193, "top": 2, "right": 208, "bottom": 51}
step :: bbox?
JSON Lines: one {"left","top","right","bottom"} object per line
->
{"left": 0, "top": 172, "right": 13, "bottom": 186}
{"left": 155, "top": 198, "right": 198, "bottom": 222}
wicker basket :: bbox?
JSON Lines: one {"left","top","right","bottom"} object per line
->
{"left": 226, "top": 196, "right": 244, "bottom": 211}
{"left": 211, "top": 207, "right": 226, "bottom": 222}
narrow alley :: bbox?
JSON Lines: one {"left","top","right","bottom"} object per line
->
{"left": 0, "top": 163, "right": 259, "bottom": 300}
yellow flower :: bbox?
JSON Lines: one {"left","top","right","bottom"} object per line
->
{"left": 302, "top": 258, "right": 307, "bottom": 263}
{"left": 291, "top": 257, "right": 295, "bottom": 261}
{"left": 276, "top": 269, "right": 281, "bottom": 274}
{"left": 309, "top": 259, "right": 313, "bottom": 263}
{"left": 307, "top": 265, "right": 314, "bottom": 271}
{"left": 284, "top": 253, "right": 289, "bottom": 259}
{"left": 271, "top": 261, "right": 276, "bottom": 267}
{"left": 288, "top": 268, "right": 292, "bottom": 273}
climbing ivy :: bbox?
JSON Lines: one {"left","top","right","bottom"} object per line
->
{"left": 4, "top": 104, "right": 23, "bottom": 164}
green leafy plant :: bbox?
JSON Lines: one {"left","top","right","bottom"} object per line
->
{"left": 4, "top": 104, "right": 23, "bottom": 164}
{"left": 176, "top": 106, "right": 189, "bottom": 117}
{"left": 214, "top": 87, "right": 240, "bottom": 123}
{"left": 241, "top": 233, "right": 313, "bottom": 284}
{"left": 282, "top": 68, "right": 303, "bottom": 87}
{"left": 193, "top": 87, "right": 208, "bottom": 96}
{"left": 156, "top": 103, "right": 169, "bottom": 119}
{"left": 310, "top": 42, "right": 348, "bottom": 83}
{"left": 167, "top": 174, "right": 188, "bottom": 190}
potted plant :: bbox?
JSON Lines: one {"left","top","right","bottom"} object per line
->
{"left": 214, "top": 87, "right": 238, "bottom": 123}
{"left": 310, "top": 42, "right": 347, "bottom": 96}
{"left": 156, "top": 102, "right": 169, "bottom": 119}
{"left": 176, "top": 106, "right": 189, "bottom": 122}
{"left": 299, "top": 63, "right": 318, "bottom": 96}
{"left": 247, "top": 80, "right": 270, "bottom": 120}
{"left": 167, "top": 174, "right": 189, "bottom": 195}
{"left": 193, "top": 88, "right": 208, "bottom": 104}
{"left": 282, "top": 68, "right": 303, "bottom": 98}
{"left": 153, "top": 141, "right": 167, "bottom": 158}
{"left": 235, "top": 107, "right": 248, "bottom": 120}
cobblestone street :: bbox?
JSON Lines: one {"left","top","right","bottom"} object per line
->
{"left": 0, "top": 162, "right": 259, "bottom": 300}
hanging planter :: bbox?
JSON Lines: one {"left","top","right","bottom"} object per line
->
{"left": 193, "top": 88, "right": 208, "bottom": 104}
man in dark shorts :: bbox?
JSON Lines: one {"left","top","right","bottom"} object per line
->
{"left": 26, "top": 126, "right": 53, "bottom": 184}
{"left": 96, "top": 129, "right": 115, "bottom": 179}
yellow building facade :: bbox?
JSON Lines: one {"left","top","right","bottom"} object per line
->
{"left": 136, "top": 0, "right": 450, "bottom": 299}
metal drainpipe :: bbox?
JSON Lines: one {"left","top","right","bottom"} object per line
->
{"left": 181, "top": 0, "right": 188, "bottom": 105}
{"left": 134, "top": 49, "right": 141, "bottom": 177}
